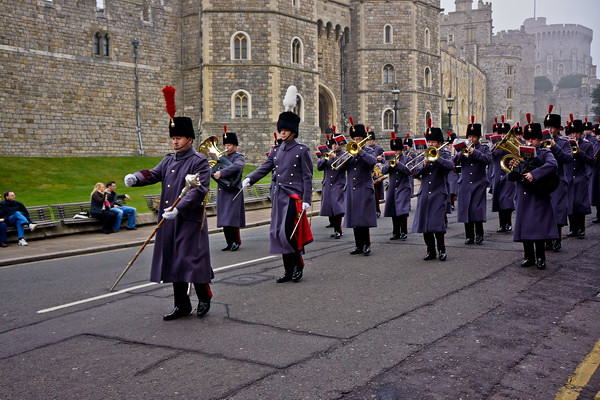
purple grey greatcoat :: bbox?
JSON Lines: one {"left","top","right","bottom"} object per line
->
{"left": 454, "top": 143, "right": 492, "bottom": 222}
{"left": 317, "top": 151, "right": 346, "bottom": 217}
{"left": 411, "top": 148, "right": 454, "bottom": 233}
{"left": 216, "top": 151, "right": 246, "bottom": 228}
{"left": 369, "top": 144, "right": 386, "bottom": 201}
{"left": 590, "top": 141, "right": 600, "bottom": 206}
{"left": 382, "top": 154, "right": 412, "bottom": 216}
{"left": 490, "top": 149, "right": 516, "bottom": 212}
{"left": 548, "top": 136, "right": 573, "bottom": 225}
{"left": 338, "top": 147, "right": 378, "bottom": 228}
{"left": 133, "top": 147, "right": 214, "bottom": 284}
{"left": 246, "top": 139, "right": 313, "bottom": 254}
{"left": 513, "top": 148, "right": 558, "bottom": 241}
{"left": 566, "top": 138, "right": 594, "bottom": 215}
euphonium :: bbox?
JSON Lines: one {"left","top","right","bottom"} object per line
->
{"left": 331, "top": 134, "right": 372, "bottom": 170}
{"left": 197, "top": 136, "right": 227, "bottom": 167}
{"left": 492, "top": 131, "right": 524, "bottom": 174}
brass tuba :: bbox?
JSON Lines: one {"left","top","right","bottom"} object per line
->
{"left": 492, "top": 131, "right": 524, "bottom": 173}
{"left": 197, "top": 136, "right": 227, "bottom": 167}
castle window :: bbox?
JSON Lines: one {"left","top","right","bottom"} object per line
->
{"left": 293, "top": 94, "right": 304, "bottom": 120}
{"left": 506, "top": 106, "right": 513, "bottom": 121}
{"left": 292, "top": 0, "right": 299, "bottom": 7}
{"left": 424, "top": 67, "right": 431, "bottom": 88}
{"left": 103, "top": 34, "right": 110, "bottom": 56}
{"left": 384, "top": 25, "right": 393, "bottom": 44}
{"left": 507, "top": 86, "right": 513, "bottom": 100}
{"left": 232, "top": 90, "right": 251, "bottom": 118}
{"left": 383, "top": 109, "right": 394, "bottom": 131}
{"left": 96, "top": 0, "right": 104, "bottom": 11}
{"left": 535, "top": 65, "right": 541, "bottom": 76}
{"left": 291, "top": 38, "right": 303, "bottom": 65}
{"left": 383, "top": 64, "right": 395, "bottom": 84}
{"left": 558, "top": 64, "right": 564, "bottom": 76}
{"left": 231, "top": 32, "right": 250, "bottom": 60}
{"left": 448, "top": 34, "right": 453, "bottom": 42}
{"left": 506, "top": 65, "right": 515, "bottom": 75}
{"left": 424, "top": 28, "right": 430, "bottom": 48}
{"left": 93, "top": 32, "right": 101, "bottom": 55}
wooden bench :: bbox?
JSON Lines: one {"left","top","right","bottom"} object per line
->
{"left": 5, "top": 205, "right": 60, "bottom": 233}
{"left": 49, "top": 202, "right": 101, "bottom": 224}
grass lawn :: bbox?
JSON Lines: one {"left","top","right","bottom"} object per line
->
{"left": 1, "top": 157, "right": 323, "bottom": 212}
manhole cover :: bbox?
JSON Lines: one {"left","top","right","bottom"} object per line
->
{"left": 219, "top": 274, "right": 273, "bottom": 286}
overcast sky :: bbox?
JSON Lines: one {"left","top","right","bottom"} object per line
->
{"left": 440, "top": 0, "right": 600, "bottom": 66}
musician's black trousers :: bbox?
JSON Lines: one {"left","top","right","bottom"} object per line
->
{"left": 374, "top": 182, "right": 383, "bottom": 213}
{"left": 329, "top": 214, "right": 344, "bottom": 234}
{"left": 392, "top": 215, "right": 408, "bottom": 235}
{"left": 173, "top": 282, "right": 212, "bottom": 309}
{"left": 523, "top": 240, "right": 545, "bottom": 261}
{"left": 568, "top": 213, "right": 586, "bottom": 233}
{"left": 353, "top": 227, "right": 371, "bottom": 248}
{"left": 281, "top": 198, "right": 303, "bottom": 276}
{"left": 223, "top": 226, "right": 241, "bottom": 245}
{"left": 464, "top": 222, "right": 484, "bottom": 239}
{"left": 423, "top": 232, "right": 446, "bottom": 253}
{"left": 498, "top": 210, "right": 513, "bottom": 227}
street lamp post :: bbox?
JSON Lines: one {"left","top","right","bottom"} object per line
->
{"left": 392, "top": 85, "right": 400, "bottom": 136}
{"left": 446, "top": 93, "right": 455, "bottom": 134}
{"left": 132, "top": 37, "right": 144, "bottom": 156}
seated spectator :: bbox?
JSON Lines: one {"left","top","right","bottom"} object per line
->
{"left": 105, "top": 181, "right": 137, "bottom": 231}
{"left": 90, "top": 183, "right": 118, "bottom": 234}
{"left": 0, "top": 215, "right": 7, "bottom": 247}
{"left": 1, "top": 191, "right": 37, "bottom": 246}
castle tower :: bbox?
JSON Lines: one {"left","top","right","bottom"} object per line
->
{"left": 345, "top": 0, "right": 442, "bottom": 136}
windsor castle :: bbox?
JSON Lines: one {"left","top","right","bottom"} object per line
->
{"left": 0, "top": 0, "right": 596, "bottom": 162}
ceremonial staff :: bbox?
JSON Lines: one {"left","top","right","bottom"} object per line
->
{"left": 109, "top": 174, "right": 201, "bottom": 292}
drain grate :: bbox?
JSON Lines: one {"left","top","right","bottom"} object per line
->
{"left": 219, "top": 274, "right": 274, "bottom": 286}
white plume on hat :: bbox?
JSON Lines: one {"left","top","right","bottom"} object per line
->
{"left": 282, "top": 85, "right": 298, "bottom": 112}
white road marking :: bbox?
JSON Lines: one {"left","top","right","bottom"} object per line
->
{"left": 36, "top": 255, "right": 277, "bottom": 314}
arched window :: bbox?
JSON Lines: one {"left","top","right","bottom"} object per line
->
{"left": 383, "top": 64, "right": 395, "bottom": 84}
{"left": 383, "top": 109, "right": 394, "bottom": 131}
{"left": 232, "top": 90, "right": 251, "bottom": 118}
{"left": 506, "top": 106, "right": 513, "bottom": 121}
{"left": 93, "top": 32, "right": 101, "bottom": 55}
{"left": 103, "top": 34, "right": 110, "bottom": 56}
{"left": 425, "top": 111, "right": 432, "bottom": 129}
{"left": 535, "top": 65, "right": 541, "bottom": 76}
{"left": 384, "top": 25, "right": 393, "bottom": 44}
{"left": 293, "top": 94, "right": 304, "bottom": 121}
{"left": 558, "top": 64, "right": 564, "bottom": 75}
{"left": 507, "top": 86, "right": 513, "bottom": 99}
{"left": 424, "top": 28, "right": 430, "bottom": 48}
{"left": 231, "top": 32, "right": 250, "bottom": 60}
{"left": 291, "top": 38, "right": 303, "bottom": 65}
{"left": 424, "top": 67, "right": 431, "bottom": 88}
{"left": 96, "top": 0, "right": 104, "bottom": 11}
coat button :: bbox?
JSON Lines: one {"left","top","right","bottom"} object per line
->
{"left": 291, "top": 173, "right": 293, "bottom": 176}
{"left": 171, "top": 169, "right": 175, "bottom": 173}
{"left": 167, "top": 184, "right": 170, "bottom": 188}
{"left": 294, "top": 164, "right": 297, "bottom": 167}
{"left": 165, "top": 200, "right": 169, "bottom": 204}
{"left": 428, "top": 191, "right": 431, "bottom": 194}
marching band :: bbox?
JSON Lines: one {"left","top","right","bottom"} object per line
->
{"left": 132, "top": 84, "right": 600, "bottom": 320}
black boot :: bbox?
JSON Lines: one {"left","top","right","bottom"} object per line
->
{"left": 277, "top": 254, "right": 295, "bottom": 282}
{"left": 163, "top": 306, "right": 193, "bottom": 321}
{"left": 536, "top": 258, "right": 547, "bottom": 270}
{"left": 291, "top": 266, "right": 303, "bottom": 282}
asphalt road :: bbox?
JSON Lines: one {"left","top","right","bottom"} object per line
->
{"left": 1, "top": 199, "right": 599, "bottom": 399}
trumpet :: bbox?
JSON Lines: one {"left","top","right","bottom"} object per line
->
{"left": 331, "top": 134, "right": 372, "bottom": 170}
{"left": 571, "top": 142, "right": 579, "bottom": 154}
{"left": 541, "top": 138, "right": 554, "bottom": 148}
{"left": 408, "top": 142, "right": 450, "bottom": 172}
{"left": 461, "top": 141, "right": 475, "bottom": 156}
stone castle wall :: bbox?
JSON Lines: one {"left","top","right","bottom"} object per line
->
{"left": 0, "top": 0, "right": 183, "bottom": 157}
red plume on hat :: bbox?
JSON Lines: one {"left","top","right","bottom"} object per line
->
{"left": 348, "top": 116, "right": 354, "bottom": 127}
{"left": 325, "top": 134, "right": 330, "bottom": 140}
{"left": 569, "top": 114, "right": 574, "bottom": 123}
{"left": 494, "top": 117, "right": 498, "bottom": 124}
{"left": 548, "top": 105, "right": 553, "bottom": 114}
{"left": 162, "top": 85, "right": 176, "bottom": 126}
{"left": 332, "top": 125, "right": 336, "bottom": 134}
{"left": 471, "top": 115, "right": 475, "bottom": 124}
{"left": 391, "top": 131, "right": 397, "bottom": 139}
{"left": 223, "top": 125, "right": 228, "bottom": 140}
{"left": 516, "top": 122, "right": 520, "bottom": 127}
{"left": 501, "top": 115, "right": 505, "bottom": 123}
{"left": 427, "top": 118, "right": 432, "bottom": 128}
{"left": 526, "top": 113, "right": 531, "bottom": 124}
{"left": 366, "top": 126, "right": 370, "bottom": 132}
{"left": 585, "top": 117, "right": 588, "bottom": 123}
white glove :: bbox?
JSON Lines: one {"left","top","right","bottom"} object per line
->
{"left": 302, "top": 202, "right": 310, "bottom": 211}
{"left": 242, "top": 178, "right": 251, "bottom": 188}
{"left": 162, "top": 208, "right": 179, "bottom": 220}
{"left": 124, "top": 174, "right": 137, "bottom": 187}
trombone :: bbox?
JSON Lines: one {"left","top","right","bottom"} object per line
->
{"left": 408, "top": 142, "right": 450, "bottom": 172}
{"left": 331, "top": 134, "right": 372, "bottom": 170}
{"left": 461, "top": 141, "right": 475, "bottom": 156}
